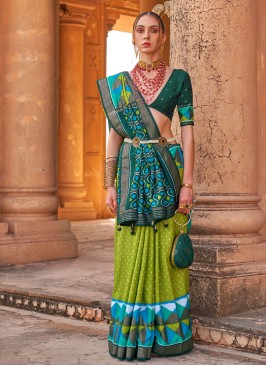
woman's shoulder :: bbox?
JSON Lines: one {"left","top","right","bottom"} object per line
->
{"left": 168, "top": 67, "right": 190, "bottom": 78}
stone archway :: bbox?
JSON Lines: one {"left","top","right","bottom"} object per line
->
{"left": 58, "top": 0, "right": 139, "bottom": 220}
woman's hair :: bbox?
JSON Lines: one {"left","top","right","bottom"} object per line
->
{"left": 133, "top": 11, "right": 165, "bottom": 34}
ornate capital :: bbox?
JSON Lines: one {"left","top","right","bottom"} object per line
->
{"left": 59, "top": 3, "right": 86, "bottom": 26}
{"left": 59, "top": 3, "right": 70, "bottom": 17}
{"left": 105, "top": 8, "right": 120, "bottom": 36}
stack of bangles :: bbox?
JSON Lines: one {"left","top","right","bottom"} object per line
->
{"left": 103, "top": 156, "right": 118, "bottom": 191}
{"left": 179, "top": 183, "right": 193, "bottom": 209}
{"left": 104, "top": 156, "right": 118, "bottom": 212}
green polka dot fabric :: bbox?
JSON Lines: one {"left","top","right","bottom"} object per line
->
{"left": 108, "top": 213, "right": 193, "bottom": 360}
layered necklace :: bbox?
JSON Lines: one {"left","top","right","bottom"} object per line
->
{"left": 130, "top": 59, "right": 166, "bottom": 104}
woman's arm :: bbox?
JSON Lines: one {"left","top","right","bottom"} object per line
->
{"left": 177, "top": 125, "right": 194, "bottom": 215}
{"left": 105, "top": 128, "right": 123, "bottom": 213}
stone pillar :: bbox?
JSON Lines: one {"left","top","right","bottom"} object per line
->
{"left": 0, "top": 2, "right": 6, "bottom": 235}
{"left": 257, "top": 0, "right": 266, "bottom": 239}
{"left": 0, "top": 0, "right": 78, "bottom": 265}
{"left": 84, "top": 5, "right": 109, "bottom": 219}
{"left": 140, "top": 0, "right": 170, "bottom": 64}
{"left": 58, "top": 7, "right": 96, "bottom": 220}
{"left": 171, "top": 0, "right": 266, "bottom": 316}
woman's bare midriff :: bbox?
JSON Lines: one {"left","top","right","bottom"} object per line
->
{"left": 149, "top": 107, "right": 176, "bottom": 142}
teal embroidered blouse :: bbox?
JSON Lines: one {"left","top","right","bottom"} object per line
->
{"left": 148, "top": 69, "right": 194, "bottom": 126}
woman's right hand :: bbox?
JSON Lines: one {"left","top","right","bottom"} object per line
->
{"left": 106, "top": 187, "right": 118, "bottom": 214}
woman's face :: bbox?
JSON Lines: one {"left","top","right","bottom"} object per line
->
{"left": 133, "top": 15, "right": 165, "bottom": 56}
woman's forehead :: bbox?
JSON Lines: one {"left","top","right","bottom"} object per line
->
{"left": 136, "top": 15, "right": 160, "bottom": 27}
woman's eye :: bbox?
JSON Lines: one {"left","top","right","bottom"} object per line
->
{"left": 136, "top": 28, "right": 144, "bottom": 33}
{"left": 151, "top": 28, "right": 159, "bottom": 33}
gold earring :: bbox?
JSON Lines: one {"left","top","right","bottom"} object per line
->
{"left": 132, "top": 40, "right": 139, "bottom": 58}
{"left": 134, "top": 45, "right": 139, "bottom": 59}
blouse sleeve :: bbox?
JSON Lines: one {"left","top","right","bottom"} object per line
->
{"left": 177, "top": 72, "right": 194, "bottom": 127}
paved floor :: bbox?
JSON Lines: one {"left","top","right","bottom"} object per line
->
{"left": 202, "top": 307, "right": 266, "bottom": 334}
{"left": 1, "top": 306, "right": 265, "bottom": 365}
{"left": 0, "top": 220, "right": 116, "bottom": 309}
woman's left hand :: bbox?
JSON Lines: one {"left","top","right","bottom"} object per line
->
{"left": 177, "top": 186, "right": 193, "bottom": 215}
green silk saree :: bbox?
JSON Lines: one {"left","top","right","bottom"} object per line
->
{"left": 97, "top": 71, "right": 193, "bottom": 360}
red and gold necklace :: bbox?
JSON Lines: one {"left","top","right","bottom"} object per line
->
{"left": 131, "top": 59, "right": 166, "bottom": 104}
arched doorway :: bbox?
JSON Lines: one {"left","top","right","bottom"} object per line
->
{"left": 58, "top": 1, "right": 139, "bottom": 220}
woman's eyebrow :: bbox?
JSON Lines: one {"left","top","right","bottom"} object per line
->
{"left": 136, "top": 24, "right": 160, "bottom": 28}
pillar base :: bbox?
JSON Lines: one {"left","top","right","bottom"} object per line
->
{"left": 0, "top": 223, "right": 8, "bottom": 235}
{"left": 0, "top": 220, "right": 78, "bottom": 266}
{"left": 190, "top": 234, "right": 266, "bottom": 317}
{"left": 58, "top": 201, "right": 97, "bottom": 221}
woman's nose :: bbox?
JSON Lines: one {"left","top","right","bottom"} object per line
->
{"left": 143, "top": 30, "right": 150, "bottom": 39}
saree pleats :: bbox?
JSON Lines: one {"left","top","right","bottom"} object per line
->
{"left": 108, "top": 213, "right": 193, "bottom": 361}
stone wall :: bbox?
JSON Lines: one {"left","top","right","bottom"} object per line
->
{"left": 170, "top": 0, "right": 266, "bottom": 316}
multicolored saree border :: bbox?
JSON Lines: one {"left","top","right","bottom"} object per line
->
{"left": 108, "top": 337, "right": 193, "bottom": 361}
{"left": 108, "top": 293, "right": 193, "bottom": 360}
{"left": 111, "top": 293, "right": 190, "bottom": 307}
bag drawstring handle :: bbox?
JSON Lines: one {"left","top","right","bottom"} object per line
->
{"left": 174, "top": 210, "right": 193, "bottom": 234}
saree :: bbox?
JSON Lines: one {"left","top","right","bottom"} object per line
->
{"left": 97, "top": 71, "right": 193, "bottom": 360}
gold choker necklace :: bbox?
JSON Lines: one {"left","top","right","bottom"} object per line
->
{"left": 138, "top": 59, "right": 163, "bottom": 72}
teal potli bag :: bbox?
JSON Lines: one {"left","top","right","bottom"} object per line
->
{"left": 170, "top": 211, "right": 194, "bottom": 268}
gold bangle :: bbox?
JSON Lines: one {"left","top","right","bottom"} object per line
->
{"left": 103, "top": 157, "right": 118, "bottom": 190}
{"left": 182, "top": 183, "right": 193, "bottom": 189}
{"left": 105, "top": 156, "right": 118, "bottom": 162}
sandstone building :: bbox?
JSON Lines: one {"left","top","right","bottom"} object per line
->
{"left": 0, "top": 0, "right": 265, "bottom": 317}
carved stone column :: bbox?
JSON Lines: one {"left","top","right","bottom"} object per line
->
{"left": 171, "top": 0, "right": 266, "bottom": 316}
{"left": 257, "top": 0, "right": 266, "bottom": 239}
{"left": 140, "top": 0, "right": 170, "bottom": 64}
{"left": 0, "top": 0, "right": 78, "bottom": 265}
{"left": 0, "top": 3, "right": 7, "bottom": 236}
{"left": 83, "top": 7, "right": 111, "bottom": 219}
{"left": 58, "top": 7, "right": 96, "bottom": 220}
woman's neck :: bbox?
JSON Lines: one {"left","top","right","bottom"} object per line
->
{"left": 139, "top": 52, "right": 161, "bottom": 63}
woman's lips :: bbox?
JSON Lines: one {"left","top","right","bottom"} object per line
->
{"left": 142, "top": 42, "right": 151, "bottom": 46}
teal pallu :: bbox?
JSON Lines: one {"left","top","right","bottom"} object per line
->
{"left": 97, "top": 71, "right": 194, "bottom": 360}
{"left": 97, "top": 72, "right": 182, "bottom": 227}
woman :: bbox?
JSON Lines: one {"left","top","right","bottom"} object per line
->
{"left": 97, "top": 11, "right": 194, "bottom": 361}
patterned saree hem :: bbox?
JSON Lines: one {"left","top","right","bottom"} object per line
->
{"left": 111, "top": 293, "right": 190, "bottom": 307}
{"left": 108, "top": 337, "right": 193, "bottom": 360}
{"left": 152, "top": 337, "right": 193, "bottom": 356}
{"left": 109, "top": 293, "right": 192, "bottom": 358}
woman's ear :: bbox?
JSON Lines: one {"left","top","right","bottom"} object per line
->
{"left": 162, "top": 33, "right": 167, "bottom": 44}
